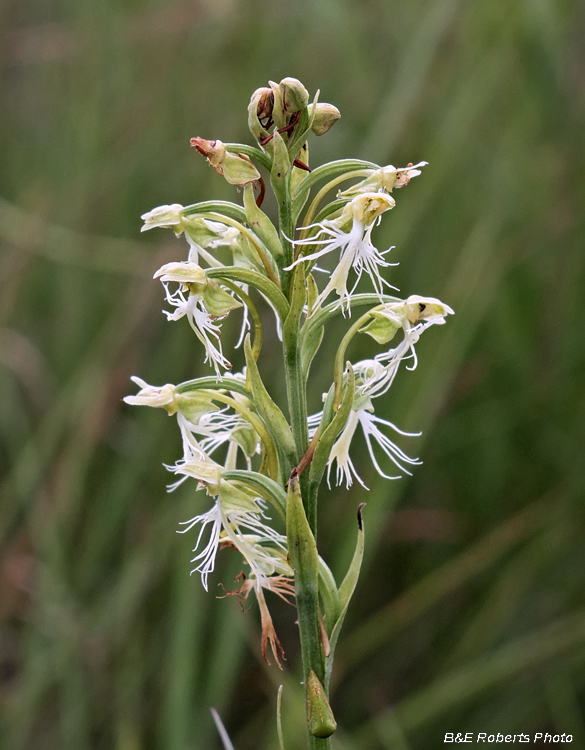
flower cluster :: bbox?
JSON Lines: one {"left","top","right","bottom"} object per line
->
{"left": 124, "top": 77, "right": 453, "bottom": 727}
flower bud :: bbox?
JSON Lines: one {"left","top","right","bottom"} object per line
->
{"left": 279, "top": 77, "right": 309, "bottom": 113}
{"left": 248, "top": 87, "right": 274, "bottom": 142}
{"left": 250, "top": 86, "right": 274, "bottom": 122}
{"left": 201, "top": 280, "right": 242, "bottom": 317}
{"left": 310, "top": 103, "right": 341, "bottom": 136}
{"left": 359, "top": 309, "right": 403, "bottom": 345}
{"left": 307, "top": 670, "right": 337, "bottom": 738}
{"left": 190, "top": 138, "right": 261, "bottom": 186}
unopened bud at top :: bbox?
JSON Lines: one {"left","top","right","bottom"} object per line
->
{"left": 279, "top": 77, "right": 309, "bottom": 113}
{"left": 311, "top": 103, "right": 341, "bottom": 135}
{"left": 190, "top": 138, "right": 261, "bottom": 186}
{"left": 248, "top": 87, "right": 274, "bottom": 143}
{"left": 250, "top": 86, "right": 274, "bottom": 121}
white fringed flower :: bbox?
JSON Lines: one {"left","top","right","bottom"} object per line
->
{"left": 176, "top": 408, "right": 259, "bottom": 468}
{"left": 177, "top": 490, "right": 289, "bottom": 592}
{"left": 286, "top": 193, "right": 397, "bottom": 314}
{"left": 373, "top": 295, "right": 454, "bottom": 379}
{"left": 323, "top": 399, "right": 421, "bottom": 489}
{"left": 153, "top": 262, "right": 232, "bottom": 376}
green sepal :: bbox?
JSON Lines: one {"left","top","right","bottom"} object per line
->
{"left": 230, "top": 423, "right": 258, "bottom": 457}
{"left": 300, "top": 293, "right": 403, "bottom": 377}
{"left": 309, "top": 363, "right": 355, "bottom": 487}
{"left": 218, "top": 479, "right": 259, "bottom": 514}
{"left": 243, "top": 184, "right": 283, "bottom": 259}
{"left": 286, "top": 470, "right": 322, "bottom": 676}
{"left": 231, "top": 233, "right": 264, "bottom": 274}
{"left": 270, "top": 131, "right": 291, "bottom": 208}
{"left": 312, "top": 198, "right": 349, "bottom": 227}
{"left": 325, "top": 504, "right": 366, "bottom": 690}
{"left": 318, "top": 557, "right": 341, "bottom": 636}
{"left": 222, "top": 469, "right": 286, "bottom": 522}
{"left": 202, "top": 280, "right": 242, "bottom": 317}
{"left": 307, "top": 670, "right": 337, "bottom": 739}
{"left": 243, "top": 334, "right": 297, "bottom": 473}
{"left": 359, "top": 311, "right": 401, "bottom": 345}
{"left": 174, "top": 391, "right": 220, "bottom": 424}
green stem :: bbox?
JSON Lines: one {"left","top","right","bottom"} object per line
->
{"left": 282, "top": 266, "right": 309, "bottom": 475}
{"left": 332, "top": 310, "right": 375, "bottom": 408}
{"left": 279, "top": 195, "right": 295, "bottom": 297}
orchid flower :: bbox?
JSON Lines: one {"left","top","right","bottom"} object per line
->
{"left": 286, "top": 193, "right": 397, "bottom": 314}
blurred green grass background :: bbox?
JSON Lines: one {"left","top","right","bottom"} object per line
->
{"left": 1, "top": 1, "right": 584, "bottom": 748}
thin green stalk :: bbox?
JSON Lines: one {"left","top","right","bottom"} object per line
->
{"left": 332, "top": 309, "right": 378, "bottom": 407}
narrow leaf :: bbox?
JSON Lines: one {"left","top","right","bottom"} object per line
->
{"left": 244, "top": 334, "right": 297, "bottom": 473}
{"left": 276, "top": 685, "right": 286, "bottom": 750}
{"left": 325, "top": 503, "right": 366, "bottom": 689}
